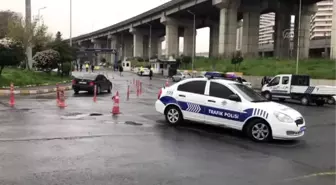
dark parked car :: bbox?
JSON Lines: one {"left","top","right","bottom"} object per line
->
{"left": 72, "top": 73, "right": 112, "bottom": 94}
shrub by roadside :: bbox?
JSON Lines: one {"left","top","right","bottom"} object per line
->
{"left": 0, "top": 68, "right": 71, "bottom": 87}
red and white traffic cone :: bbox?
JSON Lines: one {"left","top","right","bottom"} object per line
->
{"left": 165, "top": 79, "right": 169, "bottom": 87}
{"left": 58, "top": 87, "right": 66, "bottom": 108}
{"left": 9, "top": 83, "right": 15, "bottom": 107}
{"left": 112, "top": 91, "right": 120, "bottom": 115}
{"left": 93, "top": 85, "right": 97, "bottom": 103}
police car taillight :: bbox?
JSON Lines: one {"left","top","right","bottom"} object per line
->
{"left": 158, "top": 88, "right": 162, "bottom": 99}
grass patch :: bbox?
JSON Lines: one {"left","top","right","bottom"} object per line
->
{"left": 181, "top": 58, "right": 336, "bottom": 79}
{"left": 0, "top": 68, "right": 71, "bottom": 87}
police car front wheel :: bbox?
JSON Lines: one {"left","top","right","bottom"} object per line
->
{"left": 246, "top": 119, "right": 272, "bottom": 142}
{"left": 165, "top": 106, "right": 183, "bottom": 125}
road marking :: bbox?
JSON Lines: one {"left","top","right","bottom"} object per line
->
{"left": 283, "top": 171, "right": 336, "bottom": 182}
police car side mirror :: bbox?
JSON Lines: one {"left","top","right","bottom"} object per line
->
{"left": 228, "top": 94, "right": 241, "bottom": 102}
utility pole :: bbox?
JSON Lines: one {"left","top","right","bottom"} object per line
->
{"left": 295, "top": 0, "right": 302, "bottom": 74}
{"left": 187, "top": 10, "right": 196, "bottom": 72}
{"left": 25, "top": 0, "right": 33, "bottom": 69}
{"left": 70, "top": 0, "right": 73, "bottom": 46}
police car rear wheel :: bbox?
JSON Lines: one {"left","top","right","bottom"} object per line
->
{"left": 247, "top": 120, "right": 272, "bottom": 142}
{"left": 165, "top": 106, "right": 182, "bottom": 125}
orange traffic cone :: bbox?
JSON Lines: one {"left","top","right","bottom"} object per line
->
{"left": 58, "top": 87, "right": 66, "bottom": 108}
{"left": 93, "top": 85, "right": 97, "bottom": 103}
{"left": 112, "top": 91, "right": 120, "bottom": 115}
{"left": 9, "top": 83, "right": 15, "bottom": 107}
{"left": 165, "top": 79, "right": 169, "bottom": 87}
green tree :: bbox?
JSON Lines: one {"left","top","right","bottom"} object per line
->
{"left": 6, "top": 13, "right": 53, "bottom": 69}
{"left": 231, "top": 51, "right": 244, "bottom": 71}
{"left": 0, "top": 38, "right": 25, "bottom": 75}
{"left": 0, "top": 10, "right": 21, "bottom": 39}
{"left": 180, "top": 55, "right": 192, "bottom": 69}
{"left": 49, "top": 31, "right": 76, "bottom": 76}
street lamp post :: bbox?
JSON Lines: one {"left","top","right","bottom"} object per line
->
{"left": 187, "top": 10, "right": 196, "bottom": 72}
{"left": 38, "top": 6, "right": 46, "bottom": 21}
{"left": 70, "top": 0, "right": 73, "bottom": 46}
{"left": 295, "top": 0, "right": 302, "bottom": 74}
{"left": 25, "top": 0, "right": 33, "bottom": 69}
{"left": 145, "top": 23, "right": 152, "bottom": 59}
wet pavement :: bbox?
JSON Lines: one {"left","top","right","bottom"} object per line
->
{"left": 0, "top": 71, "right": 335, "bottom": 185}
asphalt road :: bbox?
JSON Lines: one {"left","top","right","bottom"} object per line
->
{"left": 0, "top": 71, "right": 334, "bottom": 185}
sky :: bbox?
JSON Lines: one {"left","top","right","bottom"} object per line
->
{"left": 0, "top": 0, "right": 210, "bottom": 52}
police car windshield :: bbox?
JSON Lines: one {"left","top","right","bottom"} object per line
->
{"left": 230, "top": 84, "right": 268, "bottom": 102}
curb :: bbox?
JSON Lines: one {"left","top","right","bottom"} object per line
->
{"left": 0, "top": 85, "right": 72, "bottom": 96}
{"left": 0, "top": 80, "right": 71, "bottom": 89}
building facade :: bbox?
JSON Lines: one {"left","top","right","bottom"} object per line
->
{"left": 257, "top": 0, "right": 334, "bottom": 45}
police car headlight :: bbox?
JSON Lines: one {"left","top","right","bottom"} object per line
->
{"left": 274, "top": 111, "right": 294, "bottom": 123}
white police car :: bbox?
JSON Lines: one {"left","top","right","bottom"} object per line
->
{"left": 155, "top": 77, "right": 306, "bottom": 142}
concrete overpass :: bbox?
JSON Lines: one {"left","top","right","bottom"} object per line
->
{"left": 67, "top": 0, "right": 336, "bottom": 64}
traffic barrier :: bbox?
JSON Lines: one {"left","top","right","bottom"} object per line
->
{"left": 127, "top": 85, "right": 130, "bottom": 101}
{"left": 9, "top": 83, "right": 15, "bottom": 107}
{"left": 112, "top": 91, "right": 120, "bottom": 115}
{"left": 93, "top": 85, "right": 97, "bottom": 103}
{"left": 58, "top": 87, "right": 66, "bottom": 108}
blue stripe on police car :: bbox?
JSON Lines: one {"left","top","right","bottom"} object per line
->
{"left": 160, "top": 96, "right": 269, "bottom": 122}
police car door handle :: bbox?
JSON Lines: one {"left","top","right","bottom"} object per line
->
{"left": 208, "top": 100, "right": 216, "bottom": 103}
{"left": 179, "top": 94, "right": 186, "bottom": 97}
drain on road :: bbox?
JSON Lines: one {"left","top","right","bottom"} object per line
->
{"left": 124, "top": 121, "right": 143, "bottom": 126}
{"left": 89, "top": 113, "right": 103, "bottom": 116}
{"left": 64, "top": 112, "right": 84, "bottom": 117}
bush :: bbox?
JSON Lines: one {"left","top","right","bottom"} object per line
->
{"left": 61, "top": 62, "right": 72, "bottom": 76}
{"left": 33, "top": 49, "right": 60, "bottom": 73}
{"left": 0, "top": 37, "right": 25, "bottom": 75}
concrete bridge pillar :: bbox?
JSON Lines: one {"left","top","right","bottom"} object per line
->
{"left": 161, "top": 16, "right": 179, "bottom": 58}
{"left": 273, "top": 2, "right": 291, "bottom": 58}
{"left": 108, "top": 35, "right": 119, "bottom": 65}
{"left": 158, "top": 37, "right": 164, "bottom": 58}
{"left": 129, "top": 28, "right": 144, "bottom": 58}
{"left": 149, "top": 35, "right": 159, "bottom": 58}
{"left": 209, "top": 23, "right": 219, "bottom": 58}
{"left": 91, "top": 38, "right": 103, "bottom": 65}
{"left": 213, "top": 0, "right": 240, "bottom": 58}
{"left": 183, "top": 26, "right": 195, "bottom": 57}
{"left": 123, "top": 35, "right": 133, "bottom": 59}
{"left": 294, "top": 4, "right": 317, "bottom": 59}
{"left": 241, "top": 8, "right": 260, "bottom": 58}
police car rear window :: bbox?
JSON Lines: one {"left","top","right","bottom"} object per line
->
{"left": 177, "top": 81, "right": 206, "bottom": 95}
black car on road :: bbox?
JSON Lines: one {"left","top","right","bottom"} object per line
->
{"left": 72, "top": 73, "right": 112, "bottom": 94}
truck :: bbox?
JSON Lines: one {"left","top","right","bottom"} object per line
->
{"left": 261, "top": 74, "right": 336, "bottom": 106}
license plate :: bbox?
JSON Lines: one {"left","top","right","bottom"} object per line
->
{"left": 300, "top": 126, "right": 306, "bottom": 132}
{"left": 79, "top": 81, "right": 87, "bottom": 84}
